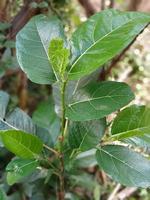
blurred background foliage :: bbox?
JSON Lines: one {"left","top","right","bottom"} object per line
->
{"left": 0, "top": 0, "right": 150, "bottom": 199}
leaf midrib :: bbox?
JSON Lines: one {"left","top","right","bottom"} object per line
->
{"left": 68, "top": 94, "right": 132, "bottom": 107}
{"left": 0, "top": 117, "right": 18, "bottom": 130}
{"left": 111, "top": 125, "right": 150, "bottom": 140}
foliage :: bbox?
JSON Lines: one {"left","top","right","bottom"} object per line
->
{"left": 0, "top": 8, "right": 150, "bottom": 200}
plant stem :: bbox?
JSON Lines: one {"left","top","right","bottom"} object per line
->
{"left": 61, "top": 81, "right": 67, "bottom": 137}
{"left": 58, "top": 80, "right": 67, "bottom": 200}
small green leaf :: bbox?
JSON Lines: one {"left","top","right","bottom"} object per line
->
{"left": 16, "top": 15, "right": 66, "bottom": 84}
{"left": 48, "top": 38, "right": 70, "bottom": 80}
{"left": 68, "top": 118, "right": 106, "bottom": 151}
{"left": 69, "top": 9, "right": 150, "bottom": 80}
{"left": 6, "top": 158, "right": 38, "bottom": 185}
{"left": 96, "top": 145, "right": 150, "bottom": 187}
{"left": 66, "top": 81, "right": 134, "bottom": 121}
{"left": 0, "top": 130, "right": 43, "bottom": 159}
{"left": 111, "top": 105, "right": 150, "bottom": 140}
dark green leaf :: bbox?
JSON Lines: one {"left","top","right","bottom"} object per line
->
{"left": 6, "top": 158, "right": 38, "bottom": 185}
{"left": 66, "top": 81, "right": 134, "bottom": 121}
{"left": 111, "top": 105, "right": 150, "bottom": 140}
{"left": 0, "top": 130, "right": 43, "bottom": 159}
{"left": 48, "top": 38, "right": 70, "bottom": 80}
{"left": 96, "top": 145, "right": 150, "bottom": 187}
{"left": 16, "top": 15, "right": 66, "bottom": 84}
{"left": 32, "top": 97, "right": 60, "bottom": 144}
{"left": 68, "top": 9, "right": 150, "bottom": 80}
{"left": 68, "top": 118, "right": 106, "bottom": 151}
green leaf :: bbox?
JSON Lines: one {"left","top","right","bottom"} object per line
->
{"left": 16, "top": 15, "right": 66, "bottom": 84}
{"left": 111, "top": 105, "right": 150, "bottom": 140}
{"left": 66, "top": 81, "right": 134, "bottom": 121}
{"left": 32, "top": 97, "right": 60, "bottom": 144}
{"left": 6, "top": 158, "right": 38, "bottom": 185}
{"left": 48, "top": 38, "right": 70, "bottom": 80}
{"left": 75, "top": 149, "right": 97, "bottom": 168}
{"left": 0, "top": 91, "right": 36, "bottom": 133}
{"left": 0, "top": 130, "right": 43, "bottom": 159}
{"left": 68, "top": 9, "right": 150, "bottom": 80}
{"left": 96, "top": 145, "right": 150, "bottom": 187}
{"left": 68, "top": 118, "right": 106, "bottom": 151}
{"left": 0, "top": 91, "right": 9, "bottom": 119}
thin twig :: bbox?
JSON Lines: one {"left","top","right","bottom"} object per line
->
{"left": 108, "top": 184, "right": 121, "bottom": 200}
{"left": 43, "top": 144, "right": 59, "bottom": 156}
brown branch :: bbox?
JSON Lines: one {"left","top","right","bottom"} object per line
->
{"left": 101, "top": 0, "right": 105, "bottom": 10}
{"left": 109, "top": 0, "right": 115, "bottom": 8}
{"left": 78, "top": 0, "right": 97, "bottom": 17}
{"left": 9, "top": 0, "right": 42, "bottom": 39}
{"left": 17, "top": 71, "right": 28, "bottom": 110}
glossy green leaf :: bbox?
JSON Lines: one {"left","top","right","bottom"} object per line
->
{"left": 68, "top": 118, "right": 106, "bottom": 151}
{"left": 16, "top": 15, "right": 66, "bottom": 84}
{"left": 6, "top": 158, "right": 38, "bottom": 185}
{"left": 96, "top": 145, "right": 150, "bottom": 187}
{"left": 48, "top": 38, "right": 70, "bottom": 80}
{"left": 68, "top": 9, "right": 150, "bottom": 80}
{"left": 0, "top": 130, "right": 43, "bottom": 159}
{"left": 66, "top": 81, "right": 134, "bottom": 121}
{"left": 111, "top": 105, "right": 150, "bottom": 140}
